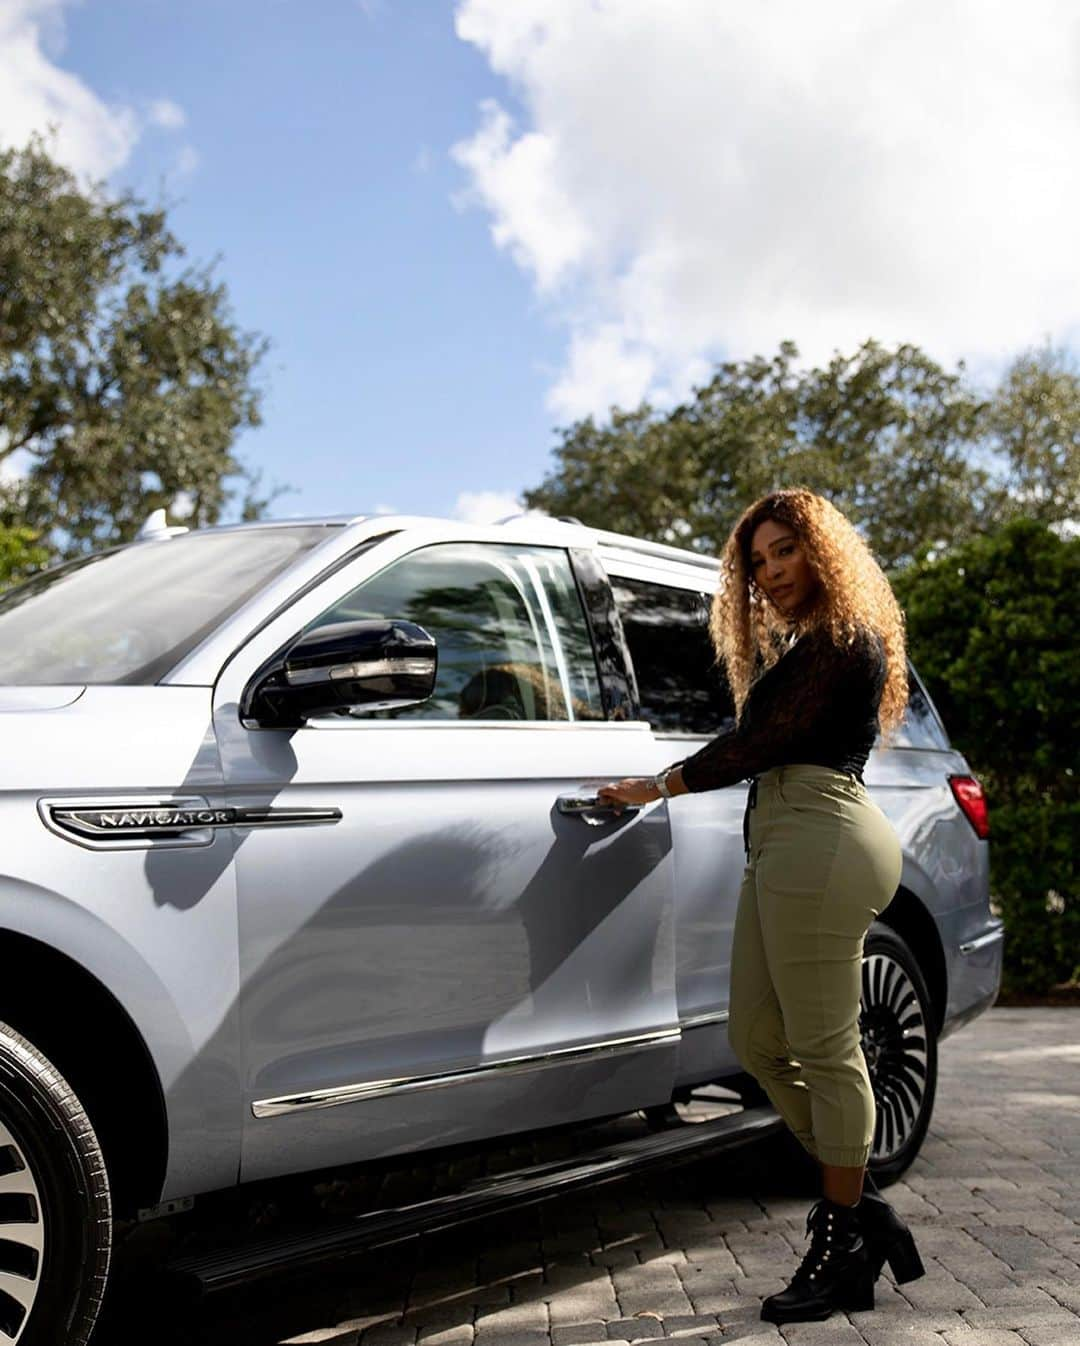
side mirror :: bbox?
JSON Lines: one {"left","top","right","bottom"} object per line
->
{"left": 240, "top": 619, "right": 438, "bottom": 728}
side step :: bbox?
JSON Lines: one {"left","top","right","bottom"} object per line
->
{"left": 169, "top": 1105, "right": 781, "bottom": 1297}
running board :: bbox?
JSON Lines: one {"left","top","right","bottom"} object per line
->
{"left": 169, "top": 1105, "right": 781, "bottom": 1297}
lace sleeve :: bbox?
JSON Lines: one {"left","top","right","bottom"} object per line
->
{"left": 666, "top": 627, "right": 884, "bottom": 793}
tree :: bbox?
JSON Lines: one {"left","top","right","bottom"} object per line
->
{"left": 0, "top": 523, "right": 49, "bottom": 587}
{"left": 891, "top": 519, "right": 1079, "bottom": 994}
{"left": 979, "top": 343, "right": 1080, "bottom": 530}
{"left": 524, "top": 339, "right": 1079, "bottom": 572}
{"left": 0, "top": 134, "right": 289, "bottom": 560}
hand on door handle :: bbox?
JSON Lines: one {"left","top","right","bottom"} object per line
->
{"left": 556, "top": 793, "right": 643, "bottom": 825}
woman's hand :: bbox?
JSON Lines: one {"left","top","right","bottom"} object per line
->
{"left": 595, "top": 776, "right": 661, "bottom": 814}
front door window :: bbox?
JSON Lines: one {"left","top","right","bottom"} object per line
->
{"left": 305, "top": 542, "right": 604, "bottom": 722}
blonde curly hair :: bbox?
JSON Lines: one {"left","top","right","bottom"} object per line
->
{"left": 707, "top": 488, "right": 909, "bottom": 743}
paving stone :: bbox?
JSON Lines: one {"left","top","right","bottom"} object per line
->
{"left": 415, "top": 1325, "right": 475, "bottom": 1346}
{"left": 550, "top": 1324, "right": 609, "bottom": 1345}
{"left": 280, "top": 1329, "right": 361, "bottom": 1345}
{"left": 547, "top": 1283, "right": 622, "bottom": 1327}
{"left": 103, "top": 1009, "right": 1080, "bottom": 1345}
{"left": 849, "top": 1334, "right": 951, "bottom": 1346}
{"left": 1016, "top": 1327, "right": 1080, "bottom": 1346}
{"left": 475, "top": 1301, "right": 549, "bottom": 1333}
{"left": 472, "top": 1328, "right": 549, "bottom": 1346}
{"left": 963, "top": 1280, "right": 1065, "bottom": 1308}
{"left": 943, "top": 1331, "right": 1030, "bottom": 1345}
{"left": 603, "top": 1319, "right": 664, "bottom": 1340}
{"left": 357, "top": 1325, "right": 419, "bottom": 1346}
{"left": 849, "top": 1308, "right": 966, "bottom": 1334}
{"left": 660, "top": 1315, "right": 721, "bottom": 1337}
{"left": 773, "top": 1320, "right": 866, "bottom": 1343}
{"left": 959, "top": 1306, "right": 1079, "bottom": 1330}
{"left": 890, "top": 1263, "right": 983, "bottom": 1311}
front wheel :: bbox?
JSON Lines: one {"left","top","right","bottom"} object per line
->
{"left": 0, "top": 1021, "right": 112, "bottom": 1345}
{"left": 861, "top": 923, "right": 939, "bottom": 1183}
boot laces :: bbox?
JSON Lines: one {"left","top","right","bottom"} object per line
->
{"left": 792, "top": 1199, "right": 860, "bottom": 1285}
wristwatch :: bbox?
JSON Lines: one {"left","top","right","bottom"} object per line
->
{"left": 654, "top": 767, "right": 675, "bottom": 799}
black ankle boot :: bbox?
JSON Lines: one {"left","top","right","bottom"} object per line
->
{"left": 857, "top": 1171, "right": 926, "bottom": 1284}
{"left": 760, "top": 1196, "right": 875, "bottom": 1324}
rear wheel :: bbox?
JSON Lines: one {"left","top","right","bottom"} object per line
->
{"left": 861, "top": 923, "right": 938, "bottom": 1182}
{"left": 0, "top": 1022, "right": 111, "bottom": 1345}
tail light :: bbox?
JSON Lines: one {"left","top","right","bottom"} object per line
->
{"left": 948, "top": 775, "right": 989, "bottom": 839}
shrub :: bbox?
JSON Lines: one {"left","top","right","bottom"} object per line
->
{"left": 892, "top": 518, "right": 1079, "bottom": 994}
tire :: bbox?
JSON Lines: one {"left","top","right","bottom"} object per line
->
{"left": 861, "top": 923, "right": 939, "bottom": 1183}
{"left": 0, "top": 1021, "right": 111, "bottom": 1345}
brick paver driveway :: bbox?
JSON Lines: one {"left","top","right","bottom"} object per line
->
{"left": 100, "top": 1007, "right": 1080, "bottom": 1345}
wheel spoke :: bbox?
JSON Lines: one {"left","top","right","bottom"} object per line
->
{"left": 0, "top": 1123, "right": 44, "bottom": 1343}
{"left": 0, "top": 1271, "right": 35, "bottom": 1312}
{"left": 862, "top": 950, "right": 932, "bottom": 1161}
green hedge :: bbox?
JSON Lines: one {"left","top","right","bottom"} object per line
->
{"left": 891, "top": 518, "right": 1079, "bottom": 994}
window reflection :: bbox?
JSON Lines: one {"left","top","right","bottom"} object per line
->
{"left": 307, "top": 543, "right": 604, "bottom": 722}
{"left": 611, "top": 577, "right": 734, "bottom": 734}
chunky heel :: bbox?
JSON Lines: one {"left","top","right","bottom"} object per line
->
{"left": 858, "top": 1182, "right": 926, "bottom": 1287}
{"left": 885, "top": 1229, "right": 926, "bottom": 1284}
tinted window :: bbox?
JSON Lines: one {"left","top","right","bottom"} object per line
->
{"left": 610, "top": 576, "right": 734, "bottom": 734}
{"left": 0, "top": 526, "right": 334, "bottom": 685}
{"left": 307, "top": 542, "right": 604, "bottom": 721}
{"left": 891, "top": 666, "right": 951, "bottom": 749}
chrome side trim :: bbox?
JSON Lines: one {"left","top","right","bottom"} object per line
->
{"left": 286, "top": 656, "right": 433, "bottom": 686}
{"left": 232, "top": 808, "right": 344, "bottom": 829}
{"left": 958, "top": 922, "right": 1005, "bottom": 955}
{"left": 679, "top": 1009, "right": 729, "bottom": 1030}
{"left": 252, "top": 1026, "right": 681, "bottom": 1119}
{"left": 40, "top": 796, "right": 342, "bottom": 851}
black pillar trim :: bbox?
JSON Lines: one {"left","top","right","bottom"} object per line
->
{"left": 567, "top": 547, "right": 640, "bottom": 722}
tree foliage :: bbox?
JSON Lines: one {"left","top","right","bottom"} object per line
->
{"left": 892, "top": 520, "right": 1079, "bottom": 994}
{"left": 525, "top": 339, "right": 1079, "bottom": 573}
{"left": 0, "top": 134, "right": 288, "bottom": 559}
{"left": 0, "top": 523, "right": 49, "bottom": 587}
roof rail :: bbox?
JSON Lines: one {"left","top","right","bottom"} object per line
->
{"left": 592, "top": 526, "right": 718, "bottom": 569}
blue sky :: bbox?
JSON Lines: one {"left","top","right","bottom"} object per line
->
{"left": 23, "top": 1, "right": 564, "bottom": 523}
{"left": 4, "top": 1, "right": 1079, "bottom": 528}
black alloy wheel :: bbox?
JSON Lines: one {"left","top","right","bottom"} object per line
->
{"left": 860, "top": 923, "right": 938, "bottom": 1182}
{"left": 0, "top": 1022, "right": 112, "bottom": 1345}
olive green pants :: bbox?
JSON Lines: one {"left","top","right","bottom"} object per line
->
{"left": 728, "top": 763, "right": 903, "bottom": 1168}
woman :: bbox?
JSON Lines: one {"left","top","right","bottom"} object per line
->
{"left": 597, "top": 487, "right": 925, "bottom": 1325}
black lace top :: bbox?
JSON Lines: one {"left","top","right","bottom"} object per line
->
{"left": 666, "top": 624, "right": 887, "bottom": 793}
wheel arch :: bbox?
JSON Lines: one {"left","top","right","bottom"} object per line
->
{"left": 876, "top": 884, "right": 948, "bottom": 1038}
{"left": 0, "top": 929, "right": 168, "bottom": 1217}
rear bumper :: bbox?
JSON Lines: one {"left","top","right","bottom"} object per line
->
{"left": 939, "top": 916, "right": 1004, "bottom": 1042}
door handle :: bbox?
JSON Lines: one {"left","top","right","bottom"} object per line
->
{"left": 556, "top": 794, "right": 642, "bottom": 825}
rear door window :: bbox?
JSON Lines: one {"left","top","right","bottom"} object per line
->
{"left": 609, "top": 576, "right": 734, "bottom": 734}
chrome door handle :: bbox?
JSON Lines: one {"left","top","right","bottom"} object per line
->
{"left": 556, "top": 794, "right": 642, "bottom": 825}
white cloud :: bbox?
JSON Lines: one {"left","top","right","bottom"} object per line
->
{"left": 452, "top": 489, "right": 530, "bottom": 523}
{"left": 0, "top": 0, "right": 138, "bottom": 178}
{"left": 453, "top": 0, "right": 1080, "bottom": 419}
{"left": 148, "top": 97, "right": 185, "bottom": 131}
{"left": 170, "top": 144, "right": 200, "bottom": 181}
